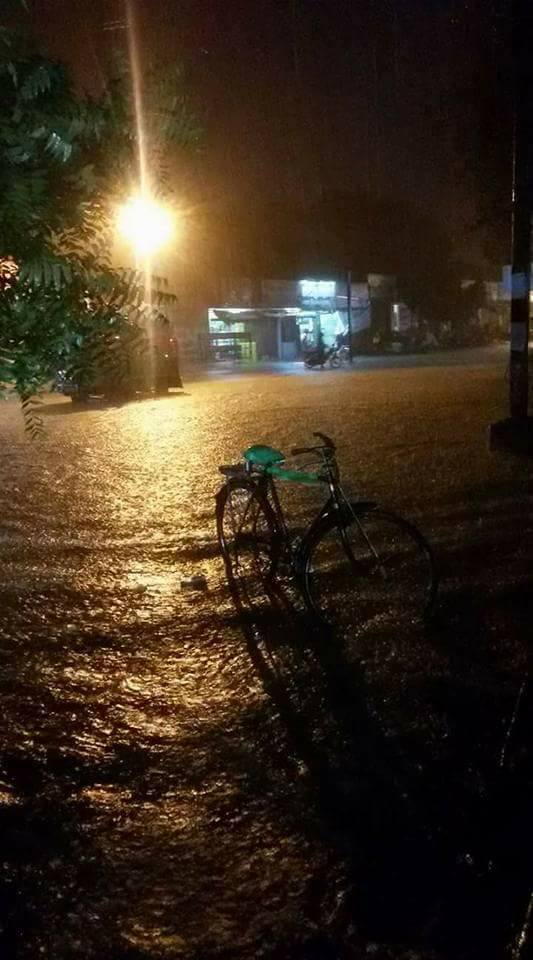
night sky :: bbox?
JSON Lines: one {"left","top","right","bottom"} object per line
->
{"left": 29, "top": 0, "right": 506, "bottom": 263}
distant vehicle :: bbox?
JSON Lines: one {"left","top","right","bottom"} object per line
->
{"left": 56, "top": 331, "right": 183, "bottom": 402}
{"left": 304, "top": 345, "right": 340, "bottom": 369}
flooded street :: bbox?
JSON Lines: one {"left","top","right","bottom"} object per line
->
{"left": 1, "top": 359, "right": 531, "bottom": 959}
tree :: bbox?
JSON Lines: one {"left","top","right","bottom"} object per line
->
{"left": 0, "top": 15, "right": 199, "bottom": 432}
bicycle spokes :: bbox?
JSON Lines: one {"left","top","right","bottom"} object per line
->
{"left": 221, "top": 485, "right": 278, "bottom": 581}
{"left": 305, "top": 508, "right": 436, "bottom": 634}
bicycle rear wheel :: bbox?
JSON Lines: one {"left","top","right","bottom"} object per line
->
{"left": 216, "top": 479, "right": 281, "bottom": 582}
{"left": 303, "top": 506, "right": 437, "bottom": 633}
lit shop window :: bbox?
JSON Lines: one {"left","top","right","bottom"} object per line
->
{"left": 300, "top": 279, "right": 335, "bottom": 299}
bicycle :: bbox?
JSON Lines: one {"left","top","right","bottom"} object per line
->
{"left": 216, "top": 432, "right": 437, "bottom": 633}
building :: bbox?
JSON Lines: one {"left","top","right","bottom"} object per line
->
{"left": 137, "top": 266, "right": 419, "bottom": 366}
{"left": 206, "top": 276, "right": 396, "bottom": 362}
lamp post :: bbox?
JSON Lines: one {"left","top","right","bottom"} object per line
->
{"left": 116, "top": 192, "right": 176, "bottom": 393}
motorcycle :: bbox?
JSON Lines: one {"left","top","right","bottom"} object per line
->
{"left": 304, "top": 345, "right": 341, "bottom": 369}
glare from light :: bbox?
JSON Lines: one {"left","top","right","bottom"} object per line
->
{"left": 117, "top": 194, "right": 174, "bottom": 257}
{"left": 300, "top": 279, "right": 336, "bottom": 298}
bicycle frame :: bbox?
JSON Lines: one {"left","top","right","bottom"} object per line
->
{"left": 247, "top": 452, "right": 377, "bottom": 567}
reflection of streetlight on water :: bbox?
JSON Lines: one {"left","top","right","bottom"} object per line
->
{"left": 116, "top": 193, "right": 176, "bottom": 394}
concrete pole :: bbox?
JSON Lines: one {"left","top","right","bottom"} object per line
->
{"left": 509, "top": 0, "right": 531, "bottom": 420}
{"left": 346, "top": 270, "right": 353, "bottom": 362}
{"left": 489, "top": 0, "right": 533, "bottom": 453}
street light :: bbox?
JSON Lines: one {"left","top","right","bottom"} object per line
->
{"left": 116, "top": 193, "right": 174, "bottom": 258}
{"left": 115, "top": 192, "right": 179, "bottom": 395}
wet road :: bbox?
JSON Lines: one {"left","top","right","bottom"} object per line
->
{"left": 204, "top": 343, "right": 510, "bottom": 378}
{"left": 0, "top": 357, "right": 531, "bottom": 959}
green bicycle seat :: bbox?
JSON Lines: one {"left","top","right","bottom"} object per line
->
{"left": 243, "top": 444, "right": 285, "bottom": 466}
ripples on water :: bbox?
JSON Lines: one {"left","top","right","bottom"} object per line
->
{"left": 0, "top": 375, "right": 531, "bottom": 958}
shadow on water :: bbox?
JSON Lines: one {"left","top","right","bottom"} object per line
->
{"left": 224, "top": 563, "right": 532, "bottom": 959}
{"left": 0, "top": 561, "right": 529, "bottom": 958}
{"left": 0, "top": 758, "right": 101, "bottom": 957}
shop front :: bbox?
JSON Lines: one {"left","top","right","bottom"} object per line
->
{"left": 207, "top": 278, "right": 372, "bottom": 362}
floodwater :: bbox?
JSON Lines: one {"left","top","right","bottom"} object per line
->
{"left": 0, "top": 359, "right": 531, "bottom": 959}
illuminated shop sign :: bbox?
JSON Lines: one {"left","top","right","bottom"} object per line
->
{"left": 299, "top": 279, "right": 336, "bottom": 299}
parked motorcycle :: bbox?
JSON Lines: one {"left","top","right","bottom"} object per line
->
{"left": 304, "top": 345, "right": 340, "bottom": 369}
{"left": 331, "top": 344, "right": 351, "bottom": 365}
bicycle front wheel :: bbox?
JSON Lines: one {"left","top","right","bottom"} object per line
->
{"left": 303, "top": 506, "right": 437, "bottom": 633}
{"left": 216, "top": 479, "right": 281, "bottom": 582}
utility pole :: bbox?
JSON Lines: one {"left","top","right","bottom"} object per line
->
{"left": 346, "top": 270, "right": 353, "bottom": 362}
{"left": 489, "top": 0, "right": 533, "bottom": 453}
{"left": 509, "top": 0, "right": 531, "bottom": 419}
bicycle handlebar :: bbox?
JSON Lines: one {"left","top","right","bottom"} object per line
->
{"left": 291, "top": 446, "right": 319, "bottom": 456}
{"left": 313, "top": 432, "right": 336, "bottom": 450}
{"left": 291, "top": 433, "right": 336, "bottom": 457}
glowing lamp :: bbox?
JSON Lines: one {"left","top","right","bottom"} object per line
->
{"left": 117, "top": 194, "right": 174, "bottom": 257}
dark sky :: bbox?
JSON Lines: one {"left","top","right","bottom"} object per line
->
{"left": 29, "top": 0, "right": 504, "bottom": 255}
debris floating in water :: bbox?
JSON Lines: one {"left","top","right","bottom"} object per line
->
{"left": 180, "top": 575, "right": 208, "bottom": 591}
